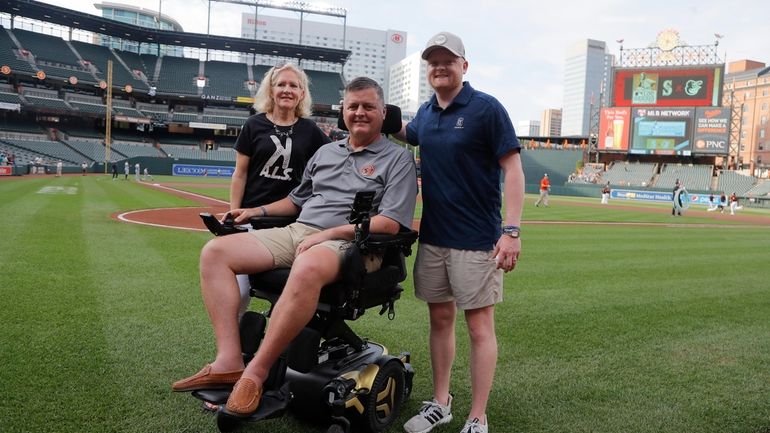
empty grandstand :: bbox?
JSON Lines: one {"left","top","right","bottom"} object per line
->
{"left": 717, "top": 170, "right": 757, "bottom": 195}
{"left": 109, "top": 141, "right": 162, "bottom": 158}
{"left": 202, "top": 60, "right": 250, "bottom": 99}
{"left": 601, "top": 161, "right": 657, "bottom": 187}
{"left": 657, "top": 163, "right": 712, "bottom": 191}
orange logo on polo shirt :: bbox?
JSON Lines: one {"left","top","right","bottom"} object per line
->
{"left": 360, "top": 164, "right": 375, "bottom": 176}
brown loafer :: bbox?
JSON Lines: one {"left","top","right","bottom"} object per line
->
{"left": 172, "top": 364, "right": 244, "bottom": 392}
{"left": 224, "top": 377, "right": 263, "bottom": 416}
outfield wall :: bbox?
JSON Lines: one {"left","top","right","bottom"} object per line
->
{"left": 92, "top": 157, "right": 235, "bottom": 177}
{"left": 521, "top": 149, "right": 583, "bottom": 187}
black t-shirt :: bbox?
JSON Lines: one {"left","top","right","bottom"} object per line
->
{"left": 234, "top": 113, "right": 330, "bottom": 208}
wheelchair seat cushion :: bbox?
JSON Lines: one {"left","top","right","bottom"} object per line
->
{"left": 249, "top": 264, "right": 404, "bottom": 314}
{"left": 249, "top": 229, "right": 417, "bottom": 317}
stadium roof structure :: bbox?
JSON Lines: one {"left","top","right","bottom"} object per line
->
{"left": 0, "top": 0, "right": 351, "bottom": 64}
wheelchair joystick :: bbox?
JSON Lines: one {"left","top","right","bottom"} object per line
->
{"left": 199, "top": 213, "right": 247, "bottom": 236}
{"left": 348, "top": 191, "right": 375, "bottom": 252}
{"left": 222, "top": 213, "right": 236, "bottom": 229}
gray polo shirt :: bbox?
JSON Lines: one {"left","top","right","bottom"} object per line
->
{"left": 288, "top": 135, "right": 417, "bottom": 230}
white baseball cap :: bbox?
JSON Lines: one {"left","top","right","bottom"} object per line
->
{"left": 422, "top": 32, "right": 465, "bottom": 60}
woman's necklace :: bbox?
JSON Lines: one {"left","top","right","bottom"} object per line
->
{"left": 273, "top": 122, "right": 293, "bottom": 138}
{"left": 268, "top": 113, "right": 296, "bottom": 138}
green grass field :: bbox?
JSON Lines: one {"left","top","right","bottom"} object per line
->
{"left": 2, "top": 174, "right": 770, "bottom": 433}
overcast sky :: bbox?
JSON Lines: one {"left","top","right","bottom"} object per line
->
{"left": 35, "top": 0, "right": 770, "bottom": 123}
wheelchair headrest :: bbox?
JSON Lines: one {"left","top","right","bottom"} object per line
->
{"left": 337, "top": 104, "right": 402, "bottom": 135}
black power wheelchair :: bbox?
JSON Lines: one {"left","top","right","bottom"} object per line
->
{"left": 191, "top": 105, "right": 419, "bottom": 433}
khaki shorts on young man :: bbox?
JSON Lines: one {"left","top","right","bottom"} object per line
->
{"left": 251, "top": 222, "right": 382, "bottom": 272}
{"left": 414, "top": 243, "right": 503, "bottom": 310}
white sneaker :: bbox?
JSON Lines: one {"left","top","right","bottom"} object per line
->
{"left": 403, "top": 395, "right": 453, "bottom": 433}
{"left": 460, "top": 417, "right": 488, "bottom": 433}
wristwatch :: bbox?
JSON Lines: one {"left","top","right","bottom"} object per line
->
{"left": 502, "top": 225, "right": 520, "bottom": 239}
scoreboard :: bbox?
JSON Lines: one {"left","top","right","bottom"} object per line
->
{"left": 600, "top": 64, "right": 728, "bottom": 156}
{"left": 612, "top": 66, "right": 724, "bottom": 108}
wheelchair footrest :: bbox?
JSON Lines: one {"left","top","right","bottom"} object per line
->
{"left": 194, "top": 382, "right": 292, "bottom": 421}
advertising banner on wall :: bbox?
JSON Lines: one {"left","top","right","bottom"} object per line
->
{"left": 172, "top": 164, "right": 234, "bottom": 177}
{"left": 613, "top": 66, "right": 724, "bottom": 107}
{"left": 692, "top": 107, "right": 730, "bottom": 155}
{"left": 598, "top": 107, "right": 631, "bottom": 151}
{"left": 630, "top": 107, "right": 694, "bottom": 155}
{"left": 611, "top": 188, "right": 711, "bottom": 205}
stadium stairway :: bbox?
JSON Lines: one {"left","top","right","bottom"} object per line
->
{"left": 710, "top": 175, "right": 719, "bottom": 191}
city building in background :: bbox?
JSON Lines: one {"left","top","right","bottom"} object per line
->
{"left": 562, "top": 39, "right": 613, "bottom": 136}
{"left": 725, "top": 60, "right": 770, "bottom": 174}
{"left": 388, "top": 51, "right": 431, "bottom": 115}
{"left": 517, "top": 120, "right": 541, "bottom": 136}
{"left": 540, "top": 108, "right": 562, "bottom": 136}
{"left": 240, "top": 13, "right": 406, "bottom": 99}
{"left": 95, "top": 2, "right": 183, "bottom": 56}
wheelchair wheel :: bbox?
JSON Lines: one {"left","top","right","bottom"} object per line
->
{"left": 359, "top": 359, "right": 405, "bottom": 433}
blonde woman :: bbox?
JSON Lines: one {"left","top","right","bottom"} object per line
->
{"left": 230, "top": 63, "right": 330, "bottom": 316}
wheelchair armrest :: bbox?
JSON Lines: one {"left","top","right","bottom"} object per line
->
{"left": 365, "top": 230, "right": 419, "bottom": 255}
{"left": 249, "top": 216, "right": 298, "bottom": 230}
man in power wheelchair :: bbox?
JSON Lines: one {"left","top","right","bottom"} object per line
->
{"left": 173, "top": 77, "right": 419, "bottom": 433}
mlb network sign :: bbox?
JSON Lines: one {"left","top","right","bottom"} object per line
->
{"left": 172, "top": 164, "right": 234, "bottom": 177}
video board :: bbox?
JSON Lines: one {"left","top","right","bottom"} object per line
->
{"left": 630, "top": 107, "right": 694, "bottom": 155}
{"left": 692, "top": 107, "right": 730, "bottom": 155}
{"left": 613, "top": 66, "right": 724, "bottom": 107}
{"left": 598, "top": 107, "right": 631, "bottom": 151}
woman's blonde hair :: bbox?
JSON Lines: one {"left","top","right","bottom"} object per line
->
{"left": 253, "top": 63, "right": 313, "bottom": 118}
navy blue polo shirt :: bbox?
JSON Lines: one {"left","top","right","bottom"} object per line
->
{"left": 406, "top": 82, "right": 520, "bottom": 250}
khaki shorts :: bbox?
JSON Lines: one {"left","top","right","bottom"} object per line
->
{"left": 414, "top": 243, "right": 503, "bottom": 310}
{"left": 251, "top": 222, "right": 382, "bottom": 272}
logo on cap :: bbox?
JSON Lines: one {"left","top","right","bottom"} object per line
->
{"left": 434, "top": 34, "right": 448, "bottom": 45}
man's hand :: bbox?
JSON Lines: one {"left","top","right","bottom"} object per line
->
{"left": 491, "top": 235, "right": 521, "bottom": 273}
{"left": 296, "top": 230, "right": 337, "bottom": 255}
{"left": 228, "top": 208, "right": 259, "bottom": 224}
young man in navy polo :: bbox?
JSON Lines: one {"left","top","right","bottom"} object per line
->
{"left": 396, "top": 32, "right": 524, "bottom": 433}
